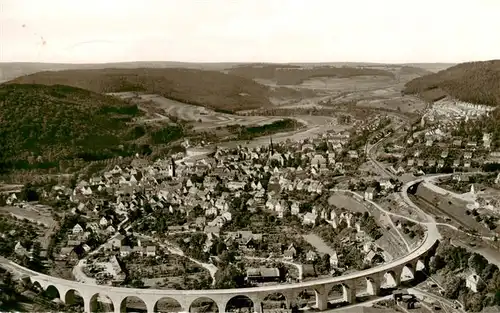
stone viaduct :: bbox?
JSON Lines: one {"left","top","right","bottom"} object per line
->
{"left": 6, "top": 180, "right": 440, "bottom": 312}
{"left": 9, "top": 224, "right": 438, "bottom": 313}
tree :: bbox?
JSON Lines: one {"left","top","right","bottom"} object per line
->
{"left": 429, "top": 255, "right": 446, "bottom": 274}
{"left": 465, "top": 293, "right": 485, "bottom": 312}
{"left": 314, "top": 253, "right": 331, "bottom": 275}
{"left": 19, "top": 183, "right": 39, "bottom": 202}
{"left": 481, "top": 263, "right": 499, "bottom": 281}
{"left": 443, "top": 276, "right": 465, "bottom": 299}
{"left": 468, "top": 253, "right": 488, "bottom": 275}
{"left": 214, "top": 264, "right": 245, "bottom": 289}
{"left": 214, "top": 241, "right": 227, "bottom": 256}
{"left": 29, "top": 241, "right": 44, "bottom": 273}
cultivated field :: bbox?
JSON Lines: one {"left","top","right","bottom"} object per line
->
{"left": 136, "top": 94, "right": 286, "bottom": 130}
{"left": 110, "top": 92, "right": 348, "bottom": 149}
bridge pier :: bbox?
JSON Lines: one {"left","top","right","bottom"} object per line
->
{"left": 366, "top": 275, "right": 382, "bottom": 296}
{"left": 146, "top": 301, "right": 155, "bottom": 313}
{"left": 140, "top": 295, "right": 156, "bottom": 313}
{"left": 314, "top": 285, "right": 328, "bottom": 311}
{"left": 254, "top": 300, "right": 263, "bottom": 313}
{"left": 343, "top": 282, "right": 356, "bottom": 304}
{"left": 283, "top": 290, "right": 294, "bottom": 309}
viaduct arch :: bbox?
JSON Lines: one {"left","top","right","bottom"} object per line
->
{"left": 9, "top": 181, "right": 438, "bottom": 312}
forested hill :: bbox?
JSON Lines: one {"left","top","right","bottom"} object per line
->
{"left": 5, "top": 68, "right": 273, "bottom": 112}
{"left": 403, "top": 60, "right": 500, "bottom": 106}
{"left": 0, "top": 84, "right": 153, "bottom": 172}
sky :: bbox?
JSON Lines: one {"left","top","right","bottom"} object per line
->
{"left": 1, "top": 0, "right": 499, "bottom": 64}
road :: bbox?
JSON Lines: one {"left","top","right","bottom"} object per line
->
{"left": 408, "top": 287, "right": 465, "bottom": 313}
{"left": 162, "top": 238, "right": 218, "bottom": 286}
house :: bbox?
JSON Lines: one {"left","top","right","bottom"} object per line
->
{"left": 379, "top": 180, "right": 394, "bottom": 191}
{"left": 306, "top": 250, "right": 317, "bottom": 262}
{"left": 67, "top": 240, "right": 81, "bottom": 247}
{"left": 146, "top": 246, "right": 156, "bottom": 257}
{"left": 109, "top": 234, "right": 126, "bottom": 248}
{"left": 6, "top": 193, "right": 17, "bottom": 205}
{"left": 364, "top": 250, "right": 384, "bottom": 265}
{"left": 284, "top": 244, "right": 297, "bottom": 260}
{"left": 466, "top": 272, "right": 483, "bottom": 293}
{"left": 58, "top": 247, "right": 76, "bottom": 260}
{"left": 330, "top": 251, "right": 339, "bottom": 267}
{"left": 106, "top": 225, "right": 116, "bottom": 234}
{"left": 133, "top": 246, "right": 144, "bottom": 256}
{"left": 364, "top": 187, "right": 375, "bottom": 201}
{"left": 72, "top": 224, "right": 84, "bottom": 234}
{"left": 464, "top": 151, "right": 473, "bottom": 159}
{"left": 99, "top": 217, "right": 108, "bottom": 227}
{"left": 311, "top": 154, "right": 327, "bottom": 169}
{"left": 302, "top": 212, "right": 317, "bottom": 226}
{"left": 291, "top": 202, "right": 300, "bottom": 216}
{"left": 14, "top": 242, "right": 28, "bottom": 257}
{"left": 120, "top": 246, "right": 132, "bottom": 257}
{"left": 246, "top": 267, "right": 280, "bottom": 283}
{"left": 348, "top": 150, "right": 359, "bottom": 159}
{"left": 467, "top": 141, "right": 477, "bottom": 148}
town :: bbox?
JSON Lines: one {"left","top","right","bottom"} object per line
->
{"left": 2, "top": 92, "right": 500, "bottom": 313}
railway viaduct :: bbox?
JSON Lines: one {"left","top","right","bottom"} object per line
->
{"left": 5, "top": 180, "right": 440, "bottom": 313}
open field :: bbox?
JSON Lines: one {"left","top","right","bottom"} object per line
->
{"left": 132, "top": 94, "right": 286, "bottom": 130}
{"left": 302, "top": 233, "right": 337, "bottom": 256}
{"left": 0, "top": 204, "right": 56, "bottom": 228}
{"left": 328, "top": 193, "right": 368, "bottom": 213}
{"left": 110, "top": 92, "right": 348, "bottom": 148}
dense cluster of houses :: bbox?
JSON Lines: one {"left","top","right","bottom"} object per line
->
{"left": 381, "top": 116, "right": 499, "bottom": 175}
{"left": 3, "top": 126, "right": 390, "bottom": 285}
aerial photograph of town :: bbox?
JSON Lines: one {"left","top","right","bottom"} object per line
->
{"left": 1, "top": 0, "right": 500, "bottom": 312}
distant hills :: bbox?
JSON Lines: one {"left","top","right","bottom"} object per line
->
{"left": 227, "top": 64, "right": 396, "bottom": 85}
{"left": 5, "top": 68, "right": 274, "bottom": 112}
{"left": 403, "top": 60, "right": 500, "bottom": 106}
{"left": 0, "top": 61, "right": 453, "bottom": 82}
{"left": 0, "top": 84, "right": 172, "bottom": 172}
{"left": 0, "top": 61, "right": 239, "bottom": 82}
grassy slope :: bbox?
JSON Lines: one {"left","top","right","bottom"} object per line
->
{"left": 403, "top": 60, "right": 500, "bottom": 105}
{"left": 5, "top": 68, "right": 273, "bottom": 112}
{"left": 0, "top": 84, "right": 182, "bottom": 171}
